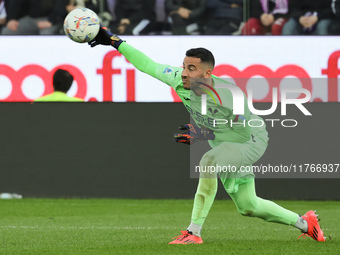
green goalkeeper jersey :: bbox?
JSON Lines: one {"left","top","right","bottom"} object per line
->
{"left": 119, "top": 42, "right": 268, "bottom": 147}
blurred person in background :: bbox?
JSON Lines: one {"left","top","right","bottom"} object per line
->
{"left": 109, "top": 0, "right": 157, "bottom": 35}
{"left": 35, "top": 69, "right": 84, "bottom": 102}
{"left": 0, "top": 0, "right": 8, "bottom": 31}
{"left": 282, "top": 0, "right": 334, "bottom": 35}
{"left": 204, "top": 0, "right": 243, "bottom": 35}
{"left": 242, "top": 0, "right": 289, "bottom": 35}
{"left": 165, "top": 0, "right": 206, "bottom": 35}
{"left": 2, "top": 0, "right": 68, "bottom": 35}
{"left": 329, "top": 0, "right": 340, "bottom": 35}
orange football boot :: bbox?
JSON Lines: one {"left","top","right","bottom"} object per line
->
{"left": 169, "top": 230, "right": 203, "bottom": 244}
{"left": 298, "top": 210, "right": 326, "bottom": 242}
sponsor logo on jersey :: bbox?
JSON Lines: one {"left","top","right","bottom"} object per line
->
{"left": 163, "top": 67, "right": 173, "bottom": 74}
{"left": 208, "top": 107, "right": 218, "bottom": 116}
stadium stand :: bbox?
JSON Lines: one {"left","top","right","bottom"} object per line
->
{"left": 0, "top": 0, "right": 338, "bottom": 36}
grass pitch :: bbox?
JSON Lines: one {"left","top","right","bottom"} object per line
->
{"left": 0, "top": 199, "right": 338, "bottom": 255}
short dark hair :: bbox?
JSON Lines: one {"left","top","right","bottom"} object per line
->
{"left": 53, "top": 69, "right": 74, "bottom": 93}
{"left": 185, "top": 48, "right": 215, "bottom": 69}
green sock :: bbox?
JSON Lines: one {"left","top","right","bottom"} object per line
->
{"left": 191, "top": 177, "right": 218, "bottom": 226}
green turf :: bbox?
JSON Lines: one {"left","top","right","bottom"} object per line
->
{"left": 0, "top": 199, "right": 338, "bottom": 255}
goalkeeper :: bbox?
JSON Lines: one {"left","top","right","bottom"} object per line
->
{"left": 88, "top": 27, "right": 326, "bottom": 244}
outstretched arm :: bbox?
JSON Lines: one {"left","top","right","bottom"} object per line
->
{"left": 89, "top": 26, "right": 181, "bottom": 87}
{"left": 88, "top": 26, "right": 157, "bottom": 76}
{"left": 118, "top": 42, "right": 158, "bottom": 78}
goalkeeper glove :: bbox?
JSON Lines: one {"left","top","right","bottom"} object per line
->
{"left": 88, "top": 25, "right": 123, "bottom": 49}
{"left": 174, "top": 124, "right": 215, "bottom": 145}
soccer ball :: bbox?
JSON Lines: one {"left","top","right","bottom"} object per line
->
{"left": 64, "top": 7, "right": 100, "bottom": 43}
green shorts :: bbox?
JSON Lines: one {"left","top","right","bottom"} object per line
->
{"left": 202, "top": 130, "right": 268, "bottom": 194}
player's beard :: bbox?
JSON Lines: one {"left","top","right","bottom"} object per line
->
{"left": 183, "top": 79, "right": 190, "bottom": 89}
{"left": 182, "top": 74, "right": 205, "bottom": 90}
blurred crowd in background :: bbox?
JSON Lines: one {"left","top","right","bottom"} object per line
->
{"left": 1, "top": 0, "right": 340, "bottom": 36}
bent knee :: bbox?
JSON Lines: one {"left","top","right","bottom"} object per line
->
{"left": 238, "top": 208, "right": 255, "bottom": 217}
{"left": 199, "top": 153, "right": 215, "bottom": 166}
{"left": 197, "top": 178, "right": 218, "bottom": 194}
{"left": 236, "top": 203, "right": 258, "bottom": 217}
